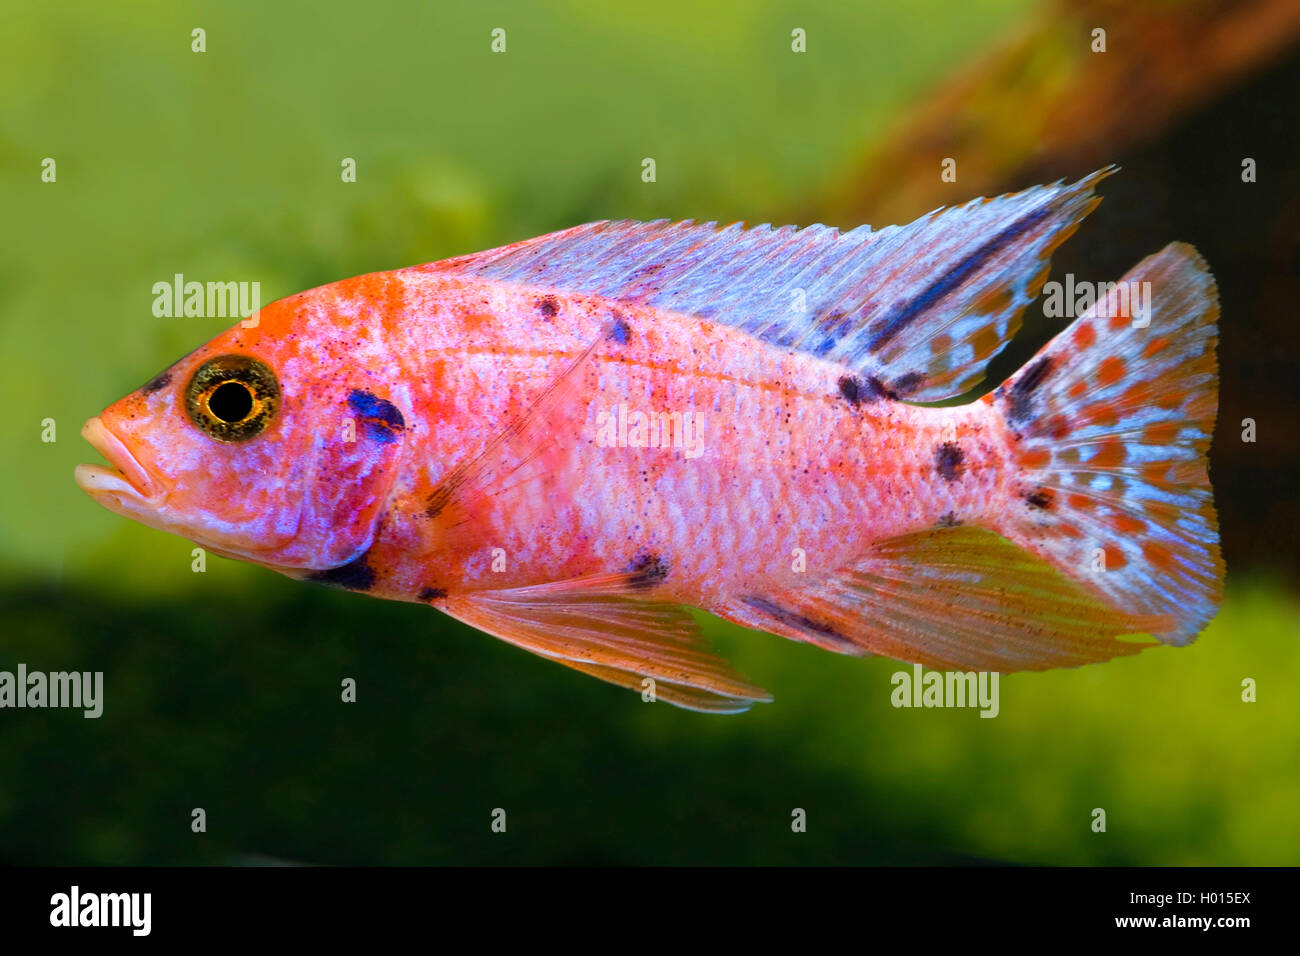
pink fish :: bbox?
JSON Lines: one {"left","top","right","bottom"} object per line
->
{"left": 77, "top": 168, "right": 1221, "bottom": 712}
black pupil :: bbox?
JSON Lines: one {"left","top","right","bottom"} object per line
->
{"left": 209, "top": 381, "right": 254, "bottom": 422}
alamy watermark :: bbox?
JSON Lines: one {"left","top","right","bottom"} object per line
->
{"left": 0, "top": 664, "right": 103, "bottom": 718}
{"left": 50, "top": 886, "right": 150, "bottom": 936}
{"left": 1041, "top": 274, "right": 1152, "bottom": 328}
{"left": 891, "top": 664, "right": 999, "bottom": 718}
{"left": 593, "top": 404, "right": 705, "bottom": 460}
{"left": 152, "top": 273, "right": 260, "bottom": 327}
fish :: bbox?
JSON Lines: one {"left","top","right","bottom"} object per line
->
{"left": 76, "top": 168, "right": 1222, "bottom": 713}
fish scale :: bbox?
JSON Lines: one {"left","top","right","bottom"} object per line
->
{"left": 373, "top": 278, "right": 992, "bottom": 605}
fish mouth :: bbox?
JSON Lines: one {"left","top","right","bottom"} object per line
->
{"left": 75, "top": 416, "right": 163, "bottom": 505}
{"left": 75, "top": 415, "right": 302, "bottom": 560}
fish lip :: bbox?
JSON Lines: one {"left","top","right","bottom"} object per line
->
{"left": 75, "top": 416, "right": 163, "bottom": 503}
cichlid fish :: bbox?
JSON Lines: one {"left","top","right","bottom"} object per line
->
{"left": 77, "top": 169, "right": 1222, "bottom": 712}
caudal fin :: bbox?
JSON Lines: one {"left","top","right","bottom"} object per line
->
{"left": 988, "top": 242, "right": 1222, "bottom": 646}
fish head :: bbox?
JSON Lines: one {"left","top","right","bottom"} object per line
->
{"left": 76, "top": 299, "right": 409, "bottom": 572}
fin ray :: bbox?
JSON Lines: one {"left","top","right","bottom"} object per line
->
{"left": 989, "top": 242, "right": 1222, "bottom": 645}
{"left": 419, "top": 326, "right": 606, "bottom": 552}
{"left": 720, "top": 526, "right": 1166, "bottom": 672}
{"left": 439, "top": 574, "right": 772, "bottom": 713}
{"left": 431, "top": 170, "right": 1114, "bottom": 401}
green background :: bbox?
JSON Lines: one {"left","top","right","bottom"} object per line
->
{"left": 1, "top": 0, "right": 1296, "bottom": 864}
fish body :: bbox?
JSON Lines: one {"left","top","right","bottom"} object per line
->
{"left": 78, "top": 169, "right": 1222, "bottom": 712}
{"left": 285, "top": 271, "right": 996, "bottom": 602}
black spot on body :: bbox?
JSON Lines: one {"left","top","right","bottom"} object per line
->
{"left": 862, "top": 375, "right": 893, "bottom": 401}
{"left": 308, "top": 555, "right": 376, "bottom": 592}
{"left": 839, "top": 373, "right": 897, "bottom": 405}
{"left": 935, "top": 441, "right": 964, "bottom": 482}
{"left": 347, "top": 389, "right": 405, "bottom": 443}
{"left": 935, "top": 511, "right": 962, "bottom": 528}
{"left": 1007, "top": 356, "right": 1054, "bottom": 423}
{"left": 142, "top": 371, "right": 171, "bottom": 395}
{"left": 537, "top": 295, "right": 558, "bottom": 319}
{"left": 837, "top": 375, "right": 863, "bottom": 406}
{"left": 624, "top": 550, "right": 669, "bottom": 589}
{"left": 1024, "top": 488, "right": 1054, "bottom": 510}
{"left": 418, "top": 586, "right": 447, "bottom": 602}
{"left": 608, "top": 313, "right": 631, "bottom": 345}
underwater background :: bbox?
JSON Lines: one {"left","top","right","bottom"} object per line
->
{"left": 2, "top": 0, "right": 1298, "bottom": 864}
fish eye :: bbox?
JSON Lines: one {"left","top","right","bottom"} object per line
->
{"left": 185, "top": 355, "right": 280, "bottom": 442}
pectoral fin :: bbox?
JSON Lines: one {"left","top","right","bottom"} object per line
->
{"left": 420, "top": 326, "right": 604, "bottom": 554}
{"left": 434, "top": 573, "right": 772, "bottom": 714}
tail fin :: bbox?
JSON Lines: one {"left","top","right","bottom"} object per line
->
{"left": 988, "top": 242, "right": 1222, "bottom": 646}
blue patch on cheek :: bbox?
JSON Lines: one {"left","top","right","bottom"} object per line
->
{"left": 363, "top": 420, "right": 398, "bottom": 443}
{"left": 347, "top": 389, "right": 405, "bottom": 444}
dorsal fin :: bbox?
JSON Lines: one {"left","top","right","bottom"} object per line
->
{"left": 431, "top": 168, "right": 1114, "bottom": 402}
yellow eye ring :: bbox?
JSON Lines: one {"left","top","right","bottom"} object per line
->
{"left": 185, "top": 355, "right": 280, "bottom": 442}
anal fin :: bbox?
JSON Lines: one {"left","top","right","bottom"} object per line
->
{"left": 721, "top": 526, "right": 1169, "bottom": 672}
